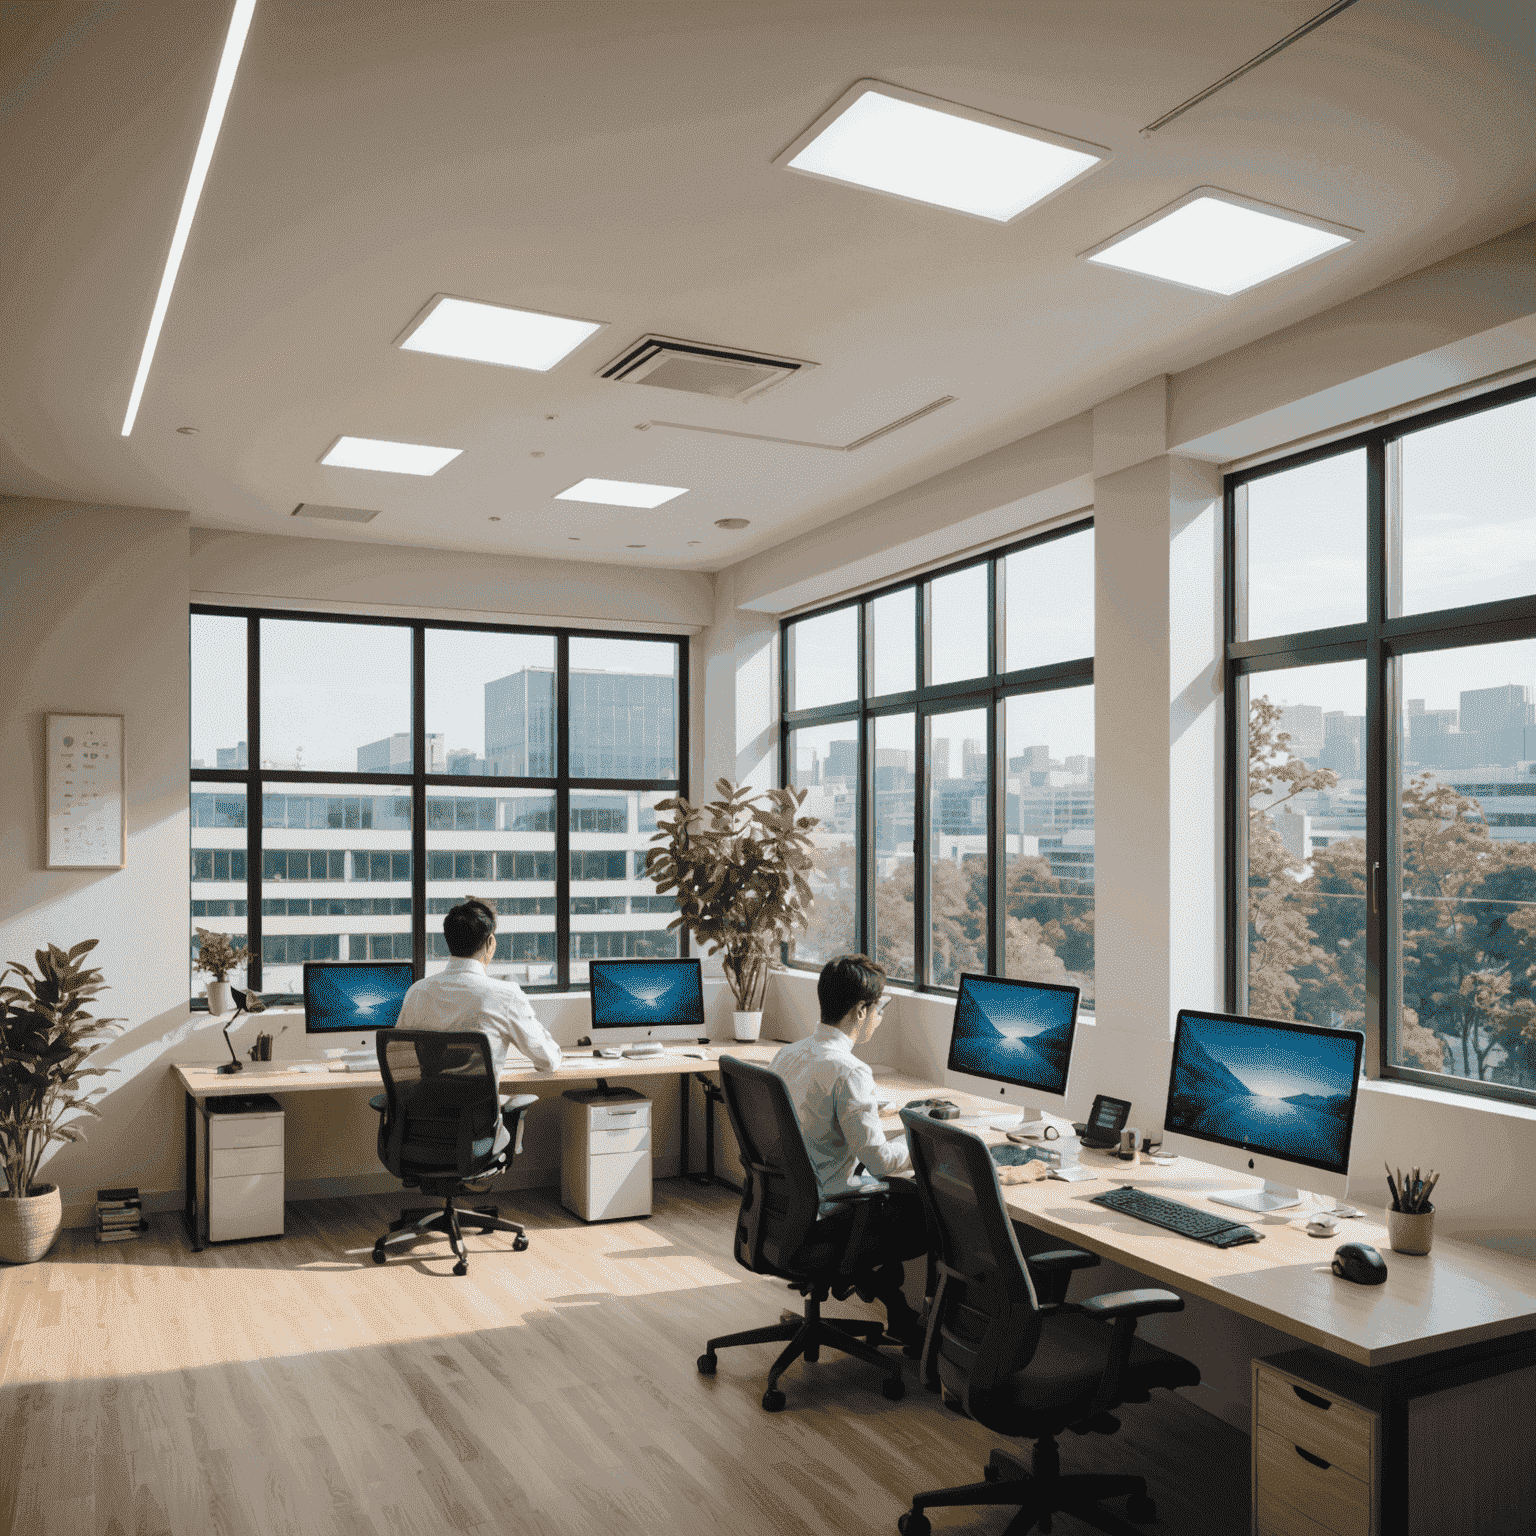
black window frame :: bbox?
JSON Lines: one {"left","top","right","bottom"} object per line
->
{"left": 190, "top": 604, "right": 689, "bottom": 1005}
{"left": 1224, "top": 374, "right": 1536, "bottom": 1109}
{"left": 778, "top": 517, "right": 1095, "bottom": 996}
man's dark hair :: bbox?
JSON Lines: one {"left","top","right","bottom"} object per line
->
{"left": 443, "top": 898, "right": 497, "bottom": 959}
{"left": 818, "top": 954, "right": 887, "bottom": 1024}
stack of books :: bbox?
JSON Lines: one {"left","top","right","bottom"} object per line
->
{"left": 95, "top": 1187, "right": 147, "bottom": 1243}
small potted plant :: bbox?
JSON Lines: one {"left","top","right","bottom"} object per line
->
{"left": 646, "top": 780, "right": 819, "bottom": 1040}
{"left": 193, "top": 928, "right": 250, "bottom": 1015}
{"left": 0, "top": 941, "right": 123, "bottom": 1263}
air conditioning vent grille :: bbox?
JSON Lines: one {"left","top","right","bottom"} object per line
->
{"left": 291, "top": 503, "right": 379, "bottom": 523}
{"left": 600, "top": 335, "right": 814, "bottom": 402}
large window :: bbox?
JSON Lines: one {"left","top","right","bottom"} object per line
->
{"left": 781, "top": 521, "right": 1095, "bottom": 1003}
{"left": 190, "top": 609, "right": 687, "bottom": 1002}
{"left": 1227, "top": 379, "right": 1536, "bottom": 1107}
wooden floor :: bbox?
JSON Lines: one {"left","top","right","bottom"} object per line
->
{"left": 0, "top": 1181, "right": 1250, "bottom": 1536}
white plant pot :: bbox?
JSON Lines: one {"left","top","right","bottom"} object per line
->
{"left": 0, "top": 1183, "right": 63, "bottom": 1265}
{"left": 205, "top": 980, "right": 233, "bottom": 1015}
{"left": 733, "top": 1011, "right": 763, "bottom": 1043}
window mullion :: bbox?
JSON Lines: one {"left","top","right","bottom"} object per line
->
{"left": 556, "top": 634, "right": 571, "bottom": 989}
{"left": 247, "top": 614, "right": 262, "bottom": 993}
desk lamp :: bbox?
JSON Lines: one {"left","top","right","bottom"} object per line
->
{"left": 217, "top": 986, "right": 265, "bottom": 1074}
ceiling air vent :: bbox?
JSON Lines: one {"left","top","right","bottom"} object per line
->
{"left": 599, "top": 335, "right": 815, "bottom": 402}
{"left": 291, "top": 503, "right": 380, "bottom": 524}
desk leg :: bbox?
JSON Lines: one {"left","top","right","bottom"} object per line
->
{"left": 696, "top": 1075, "right": 741, "bottom": 1194}
{"left": 678, "top": 1070, "right": 690, "bottom": 1178}
{"left": 183, "top": 1090, "right": 204, "bottom": 1252}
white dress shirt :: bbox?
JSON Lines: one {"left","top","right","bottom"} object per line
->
{"left": 771, "top": 1023, "right": 911, "bottom": 1207}
{"left": 395, "top": 958, "right": 562, "bottom": 1079}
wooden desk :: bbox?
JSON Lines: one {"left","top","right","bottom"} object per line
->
{"left": 172, "top": 1043, "right": 780, "bottom": 1252}
{"left": 868, "top": 1089, "right": 1536, "bottom": 1536}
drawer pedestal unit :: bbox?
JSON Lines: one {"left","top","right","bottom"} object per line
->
{"left": 197, "top": 1094, "right": 285, "bottom": 1244}
{"left": 1253, "top": 1356, "right": 1378, "bottom": 1536}
{"left": 561, "top": 1088, "right": 651, "bottom": 1222}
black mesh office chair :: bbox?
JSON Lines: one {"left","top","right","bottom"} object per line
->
{"left": 368, "top": 1030, "right": 537, "bottom": 1276}
{"left": 895, "top": 1108, "right": 1201, "bottom": 1536}
{"left": 696, "top": 1055, "right": 908, "bottom": 1412}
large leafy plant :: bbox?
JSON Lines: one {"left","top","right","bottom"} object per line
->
{"left": 646, "top": 780, "right": 819, "bottom": 1013}
{"left": 0, "top": 941, "right": 123, "bottom": 1199}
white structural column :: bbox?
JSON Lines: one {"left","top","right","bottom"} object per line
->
{"left": 697, "top": 563, "right": 779, "bottom": 800}
{"left": 1091, "top": 378, "right": 1225, "bottom": 1091}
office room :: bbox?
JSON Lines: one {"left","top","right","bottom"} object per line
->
{"left": 2, "top": 1, "right": 1534, "bottom": 1532}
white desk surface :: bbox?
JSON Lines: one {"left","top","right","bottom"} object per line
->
{"left": 172, "top": 1054, "right": 1536, "bottom": 1370}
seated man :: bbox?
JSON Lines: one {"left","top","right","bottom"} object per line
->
{"left": 771, "top": 953, "right": 928, "bottom": 1346}
{"left": 396, "top": 898, "right": 562, "bottom": 1150}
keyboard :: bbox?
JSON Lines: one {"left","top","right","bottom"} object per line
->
{"left": 1090, "top": 1185, "right": 1262, "bottom": 1247}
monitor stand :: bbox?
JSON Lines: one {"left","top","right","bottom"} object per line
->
{"left": 1209, "top": 1179, "right": 1302, "bottom": 1214}
{"left": 621, "top": 1043, "right": 665, "bottom": 1059}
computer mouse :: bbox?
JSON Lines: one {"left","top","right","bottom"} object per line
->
{"left": 1305, "top": 1214, "right": 1339, "bottom": 1237}
{"left": 1332, "top": 1242, "right": 1388, "bottom": 1285}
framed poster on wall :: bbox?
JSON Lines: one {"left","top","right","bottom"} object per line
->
{"left": 46, "top": 714, "right": 125, "bottom": 869}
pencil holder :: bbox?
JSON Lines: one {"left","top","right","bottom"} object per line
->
{"left": 1388, "top": 1207, "right": 1434, "bottom": 1255}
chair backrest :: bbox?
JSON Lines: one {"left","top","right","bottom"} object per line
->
{"left": 378, "top": 1030, "right": 503, "bottom": 1181}
{"left": 717, "top": 1055, "right": 826, "bottom": 1276}
{"left": 900, "top": 1108, "right": 1043, "bottom": 1410}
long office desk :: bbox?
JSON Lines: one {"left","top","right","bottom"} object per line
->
{"left": 859, "top": 1077, "right": 1536, "bottom": 1536}
{"left": 172, "top": 1042, "right": 780, "bottom": 1253}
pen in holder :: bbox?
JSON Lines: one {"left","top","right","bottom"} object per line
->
{"left": 1385, "top": 1163, "right": 1437, "bottom": 1254}
{"left": 247, "top": 1032, "right": 273, "bottom": 1063}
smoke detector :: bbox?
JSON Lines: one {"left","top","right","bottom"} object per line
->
{"left": 600, "top": 335, "right": 815, "bottom": 402}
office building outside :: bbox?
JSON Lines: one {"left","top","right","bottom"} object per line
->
{"left": 485, "top": 667, "right": 676, "bottom": 779}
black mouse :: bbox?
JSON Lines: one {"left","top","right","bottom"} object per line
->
{"left": 1332, "top": 1242, "right": 1388, "bottom": 1285}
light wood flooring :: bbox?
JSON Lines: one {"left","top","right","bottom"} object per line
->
{"left": 0, "top": 1181, "right": 1250, "bottom": 1536}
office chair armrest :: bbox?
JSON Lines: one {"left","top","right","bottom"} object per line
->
{"left": 1028, "top": 1248, "right": 1099, "bottom": 1272}
{"left": 1078, "top": 1288, "right": 1184, "bottom": 1417}
{"left": 368, "top": 1094, "right": 387, "bottom": 1114}
{"left": 501, "top": 1094, "right": 538, "bottom": 1112}
{"left": 1078, "top": 1287, "right": 1183, "bottom": 1321}
{"left": 821, "top": 1183, "right": 890, "bottom": 1202}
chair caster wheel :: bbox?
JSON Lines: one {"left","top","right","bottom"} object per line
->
{"left": 897, "top": 1512, "right": 931, "bottom": 1536}
{"left": 1127, "top": 1493, "right": 1157, "bottom": 1523}
{"left": 371, "top": 1245, "right": 387, "bottom": 1265}
{"left": 453, "top": 1261, "right": 468, "bottom": 1277}
{"left": 881, "top": 1376, "right": 905, "bottom": 1401}
{"left": 761, "top": 1388, "right": 786, "bottom": 1412}
{"left": 512, "top": 1234, "right": 529, "bottom": 1251}
{"left": 696, "top": 1354, "right": 717, "bottom": 1376}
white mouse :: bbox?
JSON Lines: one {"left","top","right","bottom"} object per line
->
{"left": 1305, "top": 1214, "right": 1340, "bottom": 1237}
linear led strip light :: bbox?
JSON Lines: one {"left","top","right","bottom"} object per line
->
{"left": 120, "top": 0, "right": 257, "bottom": 436}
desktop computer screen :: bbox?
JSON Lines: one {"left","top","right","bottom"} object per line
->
{"left": 589, "top": 958, "right": 705, "bottom": 1046}
{"left": 943, "top": 973, "right": 1080, "bottom": 1128}
{"left": 1162, "top": 1008, "right": 1364, "bottom": 1211}
{"left": 302, "top": 962, "right": 415, "bottom": 1037}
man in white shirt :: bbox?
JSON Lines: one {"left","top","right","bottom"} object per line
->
{"left": 772, "top": 954, "right": 928, "bottom": 1345}
{"left": 395, "top": 900, "right": 562, "bottom": 1149}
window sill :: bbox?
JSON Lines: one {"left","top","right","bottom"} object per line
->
{"left": 1359, "top": 1074, "right": 1536, "bottom": 1124}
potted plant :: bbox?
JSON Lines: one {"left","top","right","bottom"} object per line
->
{"left": 0, "top": 940, "right": 123, "bottom": 1263}
{"left": 646, "top": 779, "right": 819, "bottom": 1041}
{"left": 193, "top": 928, "right": 250, "bottom": 1015}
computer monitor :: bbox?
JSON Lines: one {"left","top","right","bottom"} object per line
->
{"left": 588, "top": 958, "right": 705, "bottom": 1055}
{"left": 302, "top": 962, "right": 414, "bottom": 1053}
{"left": 1162, "top": 1008, "right": 1364, "bottom": 1213}
{"left": 942, "top": 973, "right": 1080, "bottom": 1131}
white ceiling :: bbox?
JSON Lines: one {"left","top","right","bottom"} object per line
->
{"left": 3, "top": 0, "right": 1533, "bottom": 573}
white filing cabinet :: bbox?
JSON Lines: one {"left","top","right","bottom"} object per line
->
{"left": 561, "top": 1087, "right": 651, "bottom": 1222}
{"left": 199, "top": 1094, "right": 285, "bottom": 1243}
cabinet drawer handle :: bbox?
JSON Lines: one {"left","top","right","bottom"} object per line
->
{"left": 1295, "top": 1446, "right": 1332, "bottom": 1471}
{"left": 1292, "top": 1386, "right": 1332, "bottom": 1411}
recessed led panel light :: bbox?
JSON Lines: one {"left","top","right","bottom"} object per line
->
{"left": 395, "top": 295, "right": 604, "bottom": 372}
{"left": 776, "top": 79, "right": 1107, "bottom": 223}
{"left": 1082, "top": 188, "right": 1357, "bottom": 295}
{"left": 555, "top": 478, "right": 687, "bottom": 508}
{"left": 321, "top": 436, "right": 462, "bottom": 475}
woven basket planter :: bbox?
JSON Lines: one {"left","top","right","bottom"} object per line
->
{"left": 0, "top": 1184, "right": 63, "bottom": 1265}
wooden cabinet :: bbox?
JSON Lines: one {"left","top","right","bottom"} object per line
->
{"left": 1252, "top": 1357, "right": 1378, "bottom": 1536}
